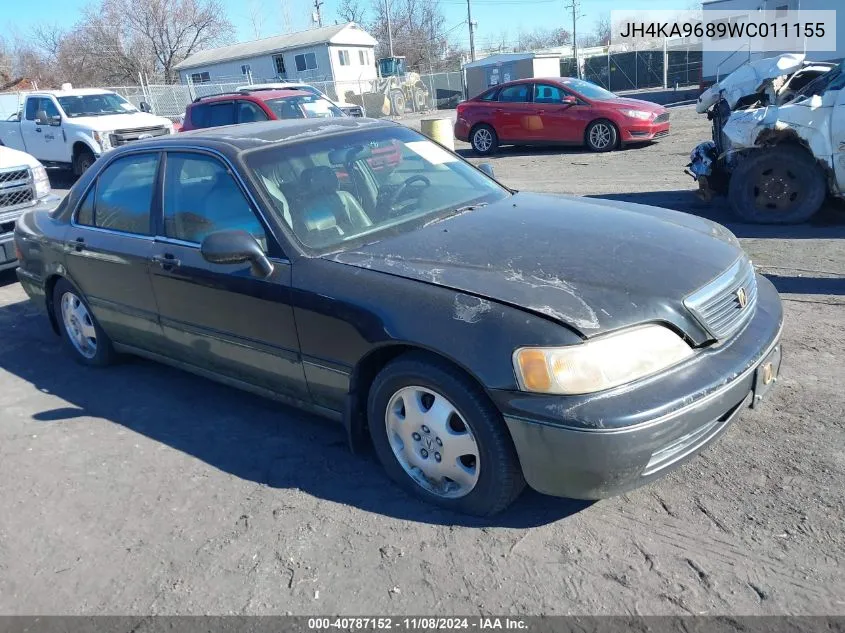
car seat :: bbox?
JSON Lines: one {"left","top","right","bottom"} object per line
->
{"left": 298, "top": 166, "right": 372, "bottom": 237}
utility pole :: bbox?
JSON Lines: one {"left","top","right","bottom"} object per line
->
{"left": 313, "top": 0, "right": 324, "bottom": 27}
{"left": 564, "top": 0, "right": 581, "bottom": 78}
{"left": 467, "top": 0, "right": 476, "bottom": 61}
{"left": 386, "top": 0, "right": 394, "bottom": 57}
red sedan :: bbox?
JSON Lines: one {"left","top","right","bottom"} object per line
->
{"left": 455, "top": 77, "right": 670, "bottom": 155}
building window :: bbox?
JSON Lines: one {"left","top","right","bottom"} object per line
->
{"left": 338, "top": 50, "right": 350, "bottom": 66}
{"left": 358, "top": 50, "right": 366, "bottom": 65}
{"left": 190, "top": 72, "right": 211, "bottom": 84}
{"left": 273, "top": 54, "right": 287, "bottom": 76}
{"left": 775, "top": 4, "right": 789, "bottom": 17}
{"left": 241, "top": 64, "right": 251, "bottom": 75}
{"left": 294, "top": 52, "right": 318, "bottom": 72}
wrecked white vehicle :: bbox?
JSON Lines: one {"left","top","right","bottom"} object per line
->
{"left": 688, "top": 54, "right": 844, "bottom": 223}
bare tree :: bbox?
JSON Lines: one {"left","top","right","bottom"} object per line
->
{"left": 337, "top": 0, "right": 367, "bottom": 23}
{"left": 368, "top": 0, "right": 451, "bottom": 70}
{"left": 593, "top": 15, "right": 611, "bottom": 47}
{"left": 516, "top": 27, "right": 571, "bottom": 51}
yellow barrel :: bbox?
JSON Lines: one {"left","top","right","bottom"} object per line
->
{"left": 420, "top": 118, "right": 455, "bottom": 152}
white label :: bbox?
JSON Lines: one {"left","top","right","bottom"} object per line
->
{"left": 405, "top": 140, "right": 458, "bottom": 165}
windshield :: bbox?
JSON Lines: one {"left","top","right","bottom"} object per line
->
{"left": 247, "top": 126, "right": 510, "bottom": 252}
{"left": 57, "top": 93, "right": 138, "bottom": 117}
{"left": 563, "top": 79, "right": 617, "bottom": 100}
{"left": 266, "top": 95, "right": 344, "bottom": 119}
{"left": 795, "top": 61, "right": 845, "bottom": 100}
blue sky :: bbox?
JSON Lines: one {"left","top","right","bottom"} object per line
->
{"left": 8, "top": 0, "right": 691, "bottom": 53}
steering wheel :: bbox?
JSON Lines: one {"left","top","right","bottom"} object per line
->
{"left": 386, "top": 175, "right": 431, "bottom": 215}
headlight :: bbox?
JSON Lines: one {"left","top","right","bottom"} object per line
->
{"left": 92, "top": 131, "right": 112, "bottom": 151}
{"left": 32, "top": 164, "right": 51, "bottom": 198}
{"left": 513, "top": 325, "right": 693, "bottom": 395}
{"left": 621, "top": 109, "right": 654, "bottom": 121}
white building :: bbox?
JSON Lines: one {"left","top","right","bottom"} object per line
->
{"left": 174, "top": 23, "right": 378, "bottom": 87}
{"left": 701, "top": 0, "right": 844, "bottom": 82}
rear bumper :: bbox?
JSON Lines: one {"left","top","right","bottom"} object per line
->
{"left": 622, "top": 121, "right": 671, "bottom": 142}
{"left": 454, "top": 118, "right": 471, "bottom": 142}
{"left": 492, "top": 274, "right": 783, "bottom": 499}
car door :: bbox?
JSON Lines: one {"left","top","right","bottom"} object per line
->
{"left": 494, "top": 83, "right": 542, "bottom": 142}
{"left": 147, "top": 150, "right": 308, "bottom": 401}
{"left": 532, "top": 83, "right": 593, "bottom": 143}
{"left": 64, "top": 151, "right": 165, "bottom": 352}
{"left": 236, "top": 100, "right": 269, "bottom": 124}
{"left": 20, "top": 97, "right": 62, "bottom": 162}
{"left": 831, "top": 74, "right": 845, "bottom": 191}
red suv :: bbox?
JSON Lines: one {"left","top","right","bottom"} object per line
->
{"left": 455, "top": 77, "right": 670, "bottom": 155}
{"left": 181, "top": 89, "right": 345, "bottom": 132}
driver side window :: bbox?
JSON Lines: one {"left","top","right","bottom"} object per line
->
{"left": 162, "top": 152, "right": 268, "bottom": 250}
{"left": 533, "top": 84, "right": 566, "bottom": 104}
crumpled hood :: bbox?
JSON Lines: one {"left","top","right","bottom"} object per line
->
{"left": 697, "top": 53, "right": 806, "bottom": 112}
{"left": 329, "top": 193, "right": 743, "bottom": 339}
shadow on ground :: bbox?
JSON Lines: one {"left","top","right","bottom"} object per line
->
{"left": 591, "top": 190, "right": 845, "bottom": 239}
{"left": 455, "top": 142, "right": 656, "bottom": 160}
{"left": 47, "top": 168, "right": 78, "bottom": 190}
{"left": 0, "top": 297, "right": 590, "bottom": 528}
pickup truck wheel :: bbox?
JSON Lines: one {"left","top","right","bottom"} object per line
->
{"left": 728, "top": 147, "right": 826, "bottom": 224}
{"left": 368, "top": 352, "right": 525, "bottom": 516}
{"left": 53, "top": 279, "right": 115, "bottom": 366}
{"left": 73, "top": 150, "right": 96, "bottom": 176}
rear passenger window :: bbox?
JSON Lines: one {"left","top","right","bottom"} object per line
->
{"left": 189, "top": 101, "right": 236, "bottom": 129}
{"left": 78, "top": 154, "right": 158, "bottom": 234}
{"left": 498, "top": 85, "right": 530, "bottom": 103}
{"left": 162, "top": 152, "right": 267, "bottom": 249}
{"left": 237, "top": 101, "right": 268, "bottom": 123}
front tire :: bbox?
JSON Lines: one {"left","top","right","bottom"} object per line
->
{"left": 585, "top": 119, "right": 618, "bottom": 152}
{"left": 389, "top": 90, "right": 406, "bottom": 116}
{"left": 470, "top": 124, "right": 498, "bottom": 156}
{"left": 73, "top": 150, "right": 96, "bottom": 176}
{"left": 367, "top": 352, "right": 525, "bottom": 516}
{"left": 52, "top": 279, "right": 115, "bottom": 366}
{"left": 727, "top": 146, "right": 826, "bottom": 224}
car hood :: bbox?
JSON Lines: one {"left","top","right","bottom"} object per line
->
{"left": 600, "top": 97, "right": 666, "bottom": 113}
{"left": 0, "top": 145, "right": 41, "bottom": 169}
{"left": 328, "top": 193, "right": 743, "bottom": 340}
{"left": 696, "top": 53, "right": 807, "bottom": 112}
{"left": 66, "top": 112, "right": 172, "bottom": 132}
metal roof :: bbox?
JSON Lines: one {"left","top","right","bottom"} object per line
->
{"left": 462, "top": 52, "right": 562, "bottom": 70}
{"left": 174, "top": 23, "right": 377, "bottom": 71}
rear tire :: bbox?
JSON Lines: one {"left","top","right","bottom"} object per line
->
{"left": 727, "top": 146, "right": 826, "bottom": 224}
{"left": 52, "top": 278, "right": 115, "bottom": 366}
{"left": 470, "top": 124, "right": 498, "bottom": 156}
{"left": 585, "top": 119, "right": 618, "bottom": 152}
{"left": 367, "top": 352, "right": 525, "bottom": 516}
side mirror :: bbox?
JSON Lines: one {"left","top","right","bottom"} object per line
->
{"left": 139, "top": 101, "right": 152, "bottom": 113}
{"left": 200, "top": 229, "right": 273, "bottom": 277}
{"left": 562, "top": 95, "right": 578, "bottom": 106}
{"left": 478, "top": 163, "right": 495, "bottom": 178}
{"left": 49, "top": 115, "right": 62, "bottom": 126}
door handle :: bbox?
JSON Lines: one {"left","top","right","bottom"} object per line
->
{"left": 73, "top": 237, "right": 85, "bottom": 252}
{"left": 35, "top": 127, "right": 42, "bottom": 133}
{"left": 152, "top": 253, "right": 181, "bottom": 269}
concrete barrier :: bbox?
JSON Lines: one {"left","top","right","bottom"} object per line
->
{"left": 420, "top": 118, "right": 455, "bottom": 151}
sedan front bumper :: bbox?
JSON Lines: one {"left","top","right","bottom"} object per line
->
{"left": 491, "top": 273, "right": 783, "bottom": 499}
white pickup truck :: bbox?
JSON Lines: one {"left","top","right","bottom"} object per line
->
{"left": 0, "top": 145, "right": 59, "bottom": 272}
{"left": 0, "top": 88, "right": 174, "bottom": 176}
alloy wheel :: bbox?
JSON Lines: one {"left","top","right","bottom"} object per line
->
{"left": 60, "top": 292, "right": 97, "bottom": 359}
{"left": 473, "top": 128, "right": 493, "bottom": 153}
{"left": 384, "top": 386, "right": 480, "bottom": 498}
{"left": 589, "top": 122, "right": 613, "bottom": 149}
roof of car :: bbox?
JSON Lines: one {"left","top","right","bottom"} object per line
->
{"left": 149, "top": 117, "right": 398, "bottom": 152}
{"left": 190, "top": 89, "right": 313, "bottom": 104}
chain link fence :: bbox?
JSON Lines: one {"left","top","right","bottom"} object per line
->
{"left": 573, "top": 48, "right": 702, "bottom": 92}
{"left": 102, "top": 71, "right": 465, "bottom": 120}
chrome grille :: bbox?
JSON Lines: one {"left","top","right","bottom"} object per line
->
{"left": 685, "top": 258, "right": 757, "bottom": 341}
{"left": 654, "top": 112, "right": 670, "bottom": 124}
{"left": 0, "top": 166, "right": 34, "bottom": 211}
{"left": 110, "top": 126, "right": 170, "bottom": 146}
{"left": 0, "top": 169, "right": 28, "bottom": 184}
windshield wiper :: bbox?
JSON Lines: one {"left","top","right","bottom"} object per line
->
{"left": 423, "top": 202, "right": 488, "bottom": 228}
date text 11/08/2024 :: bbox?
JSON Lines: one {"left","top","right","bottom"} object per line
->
{"left": 307, "top": 617, "right": 528, "bottom": 630}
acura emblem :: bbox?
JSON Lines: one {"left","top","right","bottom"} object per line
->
{"left": 138, "top": 133, "right": 153, "bottom": 140}
{"left": 736, "top": 287, "right": 748, "bottom": 309}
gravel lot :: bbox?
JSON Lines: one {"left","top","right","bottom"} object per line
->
{"left": 1, "top": 106, "right": 843, "bottom": 616}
